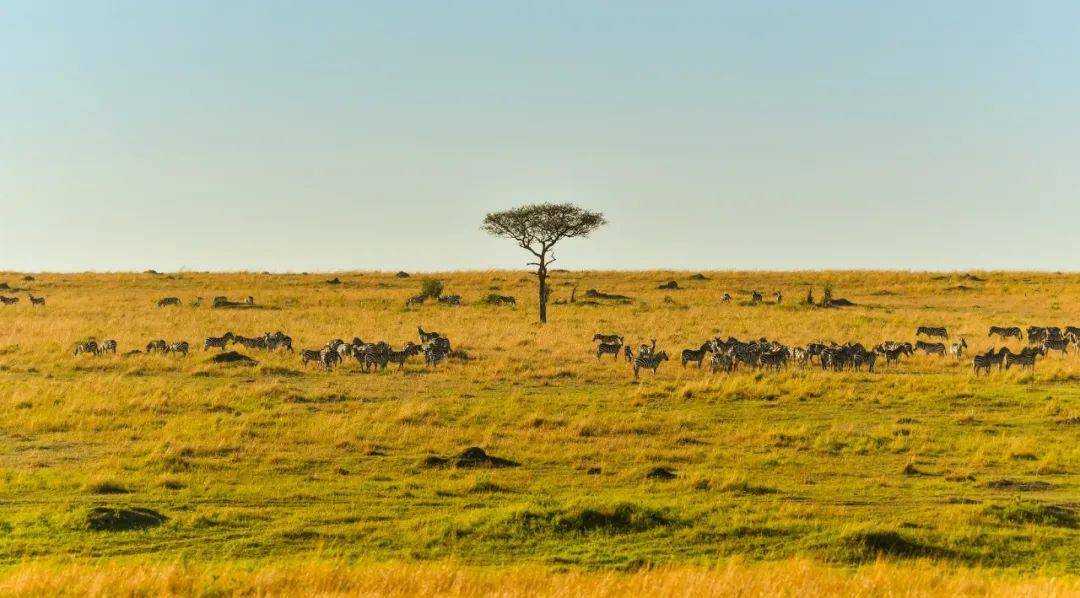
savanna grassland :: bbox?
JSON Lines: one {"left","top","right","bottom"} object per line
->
{"left": 0, "top": 270, "right": 1078, "bottom": 596}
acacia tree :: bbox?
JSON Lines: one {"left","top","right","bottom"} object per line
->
{"left": 481, "top": 203, "right": 606, "bottom": 323}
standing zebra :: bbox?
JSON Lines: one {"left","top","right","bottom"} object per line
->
{"left": 418, "top": 327, "right": 441, "bottom": 344}
{"left": 914, "top": 341, "right": 946, "bottom": 356}
{"left": 633, "top": 351, "right": 669, "bottom": 379}
{"left": 386, "top": 343, "right": 421, "bottom": 370}
{"left": 624, "top": 345, "right": 634, "bottom": 363}
{"left": 773, "top": 290, "right": 782, "bottom": 304}
{"left": 680, "top": 342, "right": 712, "bottom": 368}
{"left": 204, "top": 332, "right": 234, "bottom": 351}
{"left": 157, "top": 297, "right": 181, "bottom": 307}
{"left": 28, "top": 294, "right": 45, "bottom": 306}
{"left": 949, "top": 337, "right": 968, "bottom": 361}
{"left": 916, "top": 326, "right": 948, "bottom": 339}
{"left": 146, "top": 339, "right": 168, "bottom": 353}
{"left": 596, "top": 342, "right": 622, "bottom": 361}
{"left": 972, "top": 349, "right": 996, "bottom": 375}
{"left": 99, "top": 340, "right": 117, "bottom": 355}
{"left": 73, "top": 340, "right": 99, "bottom": 356}
{"left": 0, "top": 296, "right": 19, "bottom": 305}
{"left": 165, "top": 341, "right": 190, "bottom": 356}
{"left": 988, "top": 326, "right": 1022, "bottom": 341}
{"left": 592, "top": 333, "right": 623, "bottom": 344}
{"left": 751, "top": 291, "right": 763, "bottom": 304}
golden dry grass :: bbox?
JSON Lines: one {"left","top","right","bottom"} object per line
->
{"left": 0, "top": 270, "right": 1078, "bottom": 593}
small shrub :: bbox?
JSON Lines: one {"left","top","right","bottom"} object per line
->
{"left": 421, "top": 279, "right": 444, "bottom": 299}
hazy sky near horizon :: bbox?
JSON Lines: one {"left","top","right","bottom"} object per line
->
{"left": 2, "top": 2, "right": 1079, "bottom": 272}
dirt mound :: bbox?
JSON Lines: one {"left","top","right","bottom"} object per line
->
{"left": 946, "top": 285, "right": 973, "bottom": 292}
{"left": 989, "top": 478, "right": 1051, "bottom": 491}
{"left": 396, "top": 271, "right": 410, "bottom": 278}
{"left": 422, "top": 447, "right": 519, "bottom": 469}
{"left": 584, "top": 289, "right": 632, "bottom": 301}
{"left": 646, "top": 467, "right": 677, "bottom": 480}
{"left": 85, "top": 506, "right": 166, "bottom": 531}
{"left": 824, "top": 298, "right": 856, "bottom": 307}
{"left": 842, "top": 530, "right": 946, "bottom": 560}
{"left": 211, "top": 351, "right": 258, "bottom": 366}
{"left": 658, "top": 280, "right": 680, "bottom": 290}
{"left": 689, "top": 273, "right": 708, "bottom": 280}
{"left": 962, "top": 273, "right": 987, "bottom": 282}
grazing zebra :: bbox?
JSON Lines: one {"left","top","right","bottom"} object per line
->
{"left": 0, "top": 296, "right": 19, "bottom": 305}
{"left": 720, "top": 293, "right": 732, "bottom": 303}
{"left": 264, "top": 331, "right": 293, "bottom": 352}
{"left": 916, "top": 326, "right": 948, "bottom": 339}
{"left": 949, "top": 337, "right": 968, "bottom": 361}
{"left": 386, "top": 343, "right": 421, "bottom": 370}
{"left": 624, "top": 345, "right": 634, "bottom": 362}
{"left": 424, "top": 344, "right": 449, "bottom": 367}
{"left": 488, "top": 295, "right": 516, "bottom": 305}
{"left": 592, "top": 333, "right": 623, "bottom": 345}
{"left": 1003, "top": 346, "right": 1042, "bottom": 371}
{"left": 1042, "top": 338, "right": 1070, "bottom": 356}
{"left": 232, "top": 335, "right": 267, "bottom": 350}
{"left": 596, "top": 342, "right": 622, "bottom": 361}
{"left": 203, "top": 332, "right": 234, "bottom": 351}
{"left": 437, "top": 294, "right": 463, "bottom": 306}
{"left": 680, "top": 342, "right": 712, "bottom": 368}
{"left": 758, "top": 349, "right": 789, "bottom": 371}
{"left": 633, "top": 351, "right": 670, "bottom": 379}
{"left": 320, "top": 346, "right": 341, "bottom": 370}
{"left": 773, "top": 290, "right": 782, "bottom": 304}
{"left": 157, "top": 297, "right": 181, "bottom": 307}
{"left": 146, "top": 339, "right": 168, "bottom": 353}
{"left": 28, "top": 294, "right": 45, "bottom": 306}
{"left": 853, "top": 349, "right": 877, "bottom": 373}
{"left": 972, "top": 349, "right": 996, "bottom": 375}
{"left": 165, "top": 341, "right": 190, "bottom": 356}
{"left": 988, "top": 326, "right": 1022, "bottom": 341}
{"left": 874, "top": 343, "right": 910, "bottom": 366}
{"left": 99, "top": 340, "right": 117, "bottom": 355}
{"left": 751, "top": 291, "right": 763, "bottom": 304}
{"left": 1026, "top": 327, "right": 1048, "bottom": 345}
{"left": 418, "top": 327, "right": 441, "bottom": 344}
{"left": 73, "top": 340, "right": 99, "bottom": 356}
{"left": 405, "top": 294, "right": 426, "bottom": 307}
{"left": 914, "top": 340, "right": 946, "bottom": 356}
{"left": 1065, "top": 326, "right": 1080, "bottom": 340}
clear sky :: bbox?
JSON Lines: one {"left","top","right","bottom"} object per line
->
{"left": 2, "top": 1, "right": 1078, "bottom": 272}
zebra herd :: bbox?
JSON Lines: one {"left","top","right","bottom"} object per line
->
{"left": 1, "top": 295, "right": 45, "bottom": 306}
{"left": 156, "top": 296, "right": 254, "bottom": 308}
{"left": 593, "top": 323, "right": 1080, "bottom": 379}
{"left": 299, "top": 327, "right": 452, "bottom": 371}
{"left": 71, "top": 326, "right": 454, "bottom": 372}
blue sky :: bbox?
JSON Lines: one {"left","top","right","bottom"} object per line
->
{"left": 2, "top": 1, "right": 1078, "bottom": 271}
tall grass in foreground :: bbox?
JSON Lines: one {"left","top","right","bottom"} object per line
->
{"left": 0, "top": 559, "right": 1075, "bottom": 597}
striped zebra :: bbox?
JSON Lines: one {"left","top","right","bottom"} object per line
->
{"left": 73, "top": 340, "right": 99, "bottom": 356}
{"left": 320, "top": 346, "right": 341, "bottom": 370}
{"left": 972, "top": 349, "right": 996, "bottom": 375}
{"left": 203, "top": 332, "right": 234, "bottom": 351}
{"left": 758, "top": 349, "right": 789, "bottom": 371}
{"left": 680, "top": 342, "right": 712, "bottom": 368}
{"left": 99, "top": 340, "right": 117, "bottom": 355}
{"left": 988, "top": 326, "right": 1022, "bottom": 341}
{"left": 592, "top": 333, "right": 623, "bottom": 344}
{"left": 362, "top": 345, "right": 391, "bottom": 372}
{"left": 28, "top": 294, "right": 45, "bottom": 306}
{"left": 773, "top": 290, "right": 782, "bottom": 304}
{"left": 165, "top": 341, "right": 190, "bottom": 356}
{"left": 405, "top": 294, "right": 426, "bottom": 307}
{"left": 418, "top": 327, "right": 441, "bottom": 344}
{"left": 300, "top": 349, "right": 323, "bottom": 368}
{"left": 264, "top": 331, "right": 293, "bottom": 352}
{"left": 916, "top": 326, "right": 948, "bottom": 339}
{"left": 437, "top": 294, "right": 463, "bottom": 306}
{"left": 751, "top": 291, "right": 763, "bottom": 304}
{"left": 424, "top": 344, "right": 449, "bottom": 367}
{"left": 596, "top": 342, "right": 622, "bottom": 361}
{"left": 624, "top": 345, "right": 634, "bottom": 362}
{"left": 0, "top": 296, "right": 19, "bottom": 305}
{"left": 232, "top": 335, "right": 267, "bottom": 350}
{"left": 1065, "top": 326, "right": 1080, "bottom": 339}
{"left": 386, "top": 343, "right": 421, "bottom": 370}
{"left": 914, "top": 340, "right": 946, "bottom": 356}
{"left": 146, "top": 339, "right": 168, "bottom": 353}
{"left": 720, "top": 293, "right": 732, "bottom": 303}
{"left": 1004, "top": 346, "right": 1042, "bottom": 371}
{"left": 710, "top": 351, "right": 734, "bottom": 373}
{"left": 853, "top": 348, "right": 877, "bottom": 373}
{"left": 157, "top": 297, "right": 181, "bottom": 307}
{"left": 948, "top": 337, "right": 968, "bottom": 361}
{"left": 633, "top": 351, "right": 669, "bottom": 379}
{"left": 1026, "top": 327, "right": 1048, "bottom": 345}
{"left": 1042, "top": 338, "right": 1070, "bottom": 356}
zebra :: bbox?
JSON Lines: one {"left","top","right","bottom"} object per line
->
{"left": 972, "top": 349, "right": 996, "bottom": 375}
{"left": 1026, "top": 327, "right": 1048, "bottom": 345}
{"left": 710, "top": 351, "right": 734, "bottom": 373}
{"left": 424, "top": 343, "right": 449, "bottom": 367}
{"left": 386, "top": 343, "right": 421, "bottom": 370}
{"left": 300, "top": 349, "right": 323, "bottom": 368}
{"left": 1042, "top": 338, "right": 1070, "bottom": 356}
{"left": 0, "top": 296, "right": 19, "bottom": 305}
{"left": 988, "top": 326, "right": 1022, "bottom": 341}
{"left": 720, "top": 293, "right": 732, "bottom": 303}
{"left": 624, "top": 345, "right": 634, "bottom": 363}
{"left": 1065, "top": 326, "right": 1080, "bottom": 340}
{"left": 418, "top": 327, "right": 441, "bottom": 344}
{"left": 773, "top": 290, "right": 782, "bottom": 304}
{"left": 146, "top": 339, "right": 168, "bottom": 353}
{"left": 165, "top": 341, "right": 190, "bottom": 356}
{"left": 638, "top": 339, "right": 656, "bottom": 358}
{"left": 488, "top": 295, "right": 516, "bottom": 305}
{"left": 405, "top": 294, "right": 426, "bottom": 307}
{"left": 914, "top": 340, "right": 946, "bottom": 356}
{"left": 592, "top": 333, "right": 623, "bottom": 344}
{"left": 916, "top": 326, "right": 948, "bottom": 339}
{"left": 319, "top": 346, "right": 341, "bottom": 370}
{"left": 264, "top": 331, "right": 293, "bottom": 352}
{"left": 157, "top": 297, "right": 181, "bottom": 307}
{"left": 758, "top": 349, "right": 789, "bottom": 371}
{"left": 1003, "top": 346, "right": 1042, "bottom": 371}
{"left": 232, "top": 335, "right": 267, "bottom": 350}
{"left": 437, "top": 294, "right": 463, "bottom": 306}
{"left": 633, "top": 351, "right": 669, "bottom": 379}
{"left": 73, "top": 340, "right": 99, "bottom": 356}
{"left": 680, "top": 342, "right": 712, "bottom": 368}
{"left": 99, "top": 339, "right": 117, "bottom": 355}
{"left": 949, "top": 337, "right": 968, "bottom": 361}
{"left": 874, "top": 343, "right": 910, "bottom": 366}
{"left": 853, "top": 348, "right": 877, "bottom": 373}
{"left": 28, "top": 294, "right": 45, "bottom": 306}
{"left": 204, "top": 332, "right": 234, "bottom": 351}
{"left": 596, "top": 342, "right": 622, "bottom": 361}
{"left": 751, "top": 291, "right": 763, "bottom": 304}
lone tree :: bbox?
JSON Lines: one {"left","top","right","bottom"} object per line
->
{"left": 482, "top": 203, "right": 606, "bottom": 323}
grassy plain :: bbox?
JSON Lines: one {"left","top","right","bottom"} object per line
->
{"left": 0, "top": 270, "right": 1078, "bottom": 594}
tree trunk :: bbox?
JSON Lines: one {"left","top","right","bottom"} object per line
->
{"left": 537, "top": 256, "right": 548, "bottom": 323}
